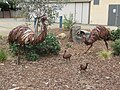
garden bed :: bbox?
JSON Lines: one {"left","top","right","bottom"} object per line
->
{"left": 0, "top": 28, "right": 120, "bottom": 90}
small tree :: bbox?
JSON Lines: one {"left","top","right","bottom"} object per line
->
{"left": 14, "top": 0, "right": 69, "bottom": 34}
{"left": 63, "top": 13, "right": 76, "bottom": 42}
{"left": 63, "top": 13, "right": 76, "bottom": 30}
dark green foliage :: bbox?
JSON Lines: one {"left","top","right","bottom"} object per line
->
{"left": 7, "top": 1, "right": 18, "bottom": 11}
{"left": 36, "top": 33, "right": 61, "bottom": 55}
{"left": 0, "top": 49, "right": 7, "bottom": 62}
{"left": 9, "top": 33, "right": 61, "bottom": 61}
{"left": 25, "top": 51, "right": 39, "bottom": 61}
{"left": 9, "top": 42, "right": 19, "bottom": 55}
{"left": 110, "top": 27, "right": 120, "bottom": 41}
{"left": 111, "top": 39, "right": 120, "bottom": 55}
{"left": 0, "top": 2, "right": 9, "bottom": 11}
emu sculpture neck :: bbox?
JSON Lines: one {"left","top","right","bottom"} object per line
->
{"left": 63, "top": 50, "right": 67, "bottom": 58}
{"left": 83, "top": 34, "right": 98, "bottom": 45}
{"left": 35, "top": 21, "right": 47, "bottom": 44}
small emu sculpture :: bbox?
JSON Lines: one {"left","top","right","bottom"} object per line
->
{"left": 63, "top": 50, "right": 72, "bottom": 61}
{"left": 81, "top": 25, "right": 110, "bottom": 54}
{"left": 79, "top": 63, "right": 89, "bottom": 71}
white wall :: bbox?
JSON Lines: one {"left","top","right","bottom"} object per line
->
{"left": 55, "top": 2, "right": 90, "bottom": 24}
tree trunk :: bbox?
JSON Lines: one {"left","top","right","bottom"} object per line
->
{"left": 69, "top": 28, "right": 73, "bottom": 42}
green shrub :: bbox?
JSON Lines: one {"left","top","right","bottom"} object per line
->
{"left": 25, "top": 51, "right": 39, "bottom": 61}
{"left": 9, "top": 42, "right": 19, "bottom": 55}
{"left": 63, "top": 13, "right": 76, "bottom": 30}
{"left": 0, "top": 49, "right": 7, "bottom": 62}
{"left": 9, "top": 33, "right": 61, "bottom": 61}
{"left": 111, "top": 39, "right": 120, "bottom": 55}
{"left": 110, "top": 27, "right": 120, "bottom": 41}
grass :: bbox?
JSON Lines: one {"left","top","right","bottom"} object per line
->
{"left": 0, "top": 49, "right": 7, "bottom": 62}
{"left": 98, "top": 50, "right": 112, "bottom": 60}
{"left": 0, "top": 35, "right": 2, "bottom": 40}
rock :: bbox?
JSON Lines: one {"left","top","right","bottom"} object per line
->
{"left": 0, "top": 63, "right": 4, "bottom": 65}
{"left": 56, "top": 33, "right": 67, "bottom": 39}
{"left": 65, "top": 85, "right": 69, "bottom": 88}
{"left": 86, "top": 85, "right": 95, "bottom": 90}
{"left": 105, "top": 76, "right": 110, "bottom": 79}
{"left": 8, "top": 87, "right": 20, "bottom": 90}
{"left": 12, "top": 84, "right": 17, "bottom": 87}
{"left": 113, "top": 65, "right": 115, "bottom": 67}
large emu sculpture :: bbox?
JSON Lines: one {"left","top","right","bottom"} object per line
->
{"left": 8, "top": 16, "right": 48, "bottom": 64}
{"left": 81, "top": 25, "right": 110, "bottom": 54}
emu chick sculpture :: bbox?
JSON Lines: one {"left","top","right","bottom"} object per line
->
{"left": 63, "top": 50, "right": 72, "bottom": 61}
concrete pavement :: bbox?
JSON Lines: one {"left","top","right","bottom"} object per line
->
{"left": 0, "top": 18, "right": 34, "bottom": 36}
{"left": 0, "top": 18, "right": 118, "bottom": 36}
{"left": 0, "top": 18, "right": 60, "bottom": 36}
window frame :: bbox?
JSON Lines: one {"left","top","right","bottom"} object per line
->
{"left": 94, "top": 0, "right": 100, "bottom": 5}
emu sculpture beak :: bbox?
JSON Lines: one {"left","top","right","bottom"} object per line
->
{"left": 45, "top": 18, "right": 50, "bottom": 26}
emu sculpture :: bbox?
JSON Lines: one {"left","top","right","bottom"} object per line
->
{"left": 8, "top": 16, "right": 48, "bottom": 64}
{"left": 81, "top": 25, "right": 110, "bottom": 54}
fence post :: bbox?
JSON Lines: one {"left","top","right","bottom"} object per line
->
{"left": 59, "top": 16, "right": 62, "bottom": 31}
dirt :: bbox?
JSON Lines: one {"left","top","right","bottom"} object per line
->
{"left": 0, "top": 28, "right": 120, "bottom": 90}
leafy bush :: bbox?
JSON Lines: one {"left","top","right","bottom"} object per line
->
{"left": 9, "top": 33, "right": 61, "bottom": 61}
{"left": 25, "top": 51, "right": 39, "bottom": 61}
{"left": 63, "top": 14, "right": 76, "bottom": 30}
{"left": 110, "top": 27, "right": 120, "bottom": 41}
{"left": 9, "top": 42, "right": 19, "bottom": 55}
{"left": 111, "top": 39, "right": 120, "bottom": 55}
{"left": 0, "top": 49, "right": 7, "bottom": 62}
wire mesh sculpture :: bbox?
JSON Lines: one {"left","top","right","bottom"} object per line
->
{"left": 8, "top": 16, "right": 48, "bottom": 64}
{"left": 81, "top": 25, "right": 110, "bottom": 54}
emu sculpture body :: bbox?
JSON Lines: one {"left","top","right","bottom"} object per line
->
{"left": 82, "top": 25, "right": 110, "bottom": 54}
{"left": 8, "top": 16, "right": 47, "bottom": 45}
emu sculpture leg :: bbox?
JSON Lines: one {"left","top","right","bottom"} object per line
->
{"left": 16, "top": 46, "right": 21, "bottom": 65}
{"left": 84, "top": 44, "right": 93, "bottom": 54}
{"left": 104, "top": 40, "right": 108, "bottom": 50}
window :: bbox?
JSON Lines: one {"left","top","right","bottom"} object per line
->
{"left": 94, "top": 0, "right": 99, "bottom": 5}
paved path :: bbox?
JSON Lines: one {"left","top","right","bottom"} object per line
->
{"left": 0, "top": 18, "right": 34, "bottom": 36}
{"left": 0, "top": 18, "right": 118, "bottom": 36}
{"left": 0, "top": 18, "right": 60, "bottom": 36}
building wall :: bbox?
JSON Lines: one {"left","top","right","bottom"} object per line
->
{"left": 90, "top": 0, "right": 120, "bottom": 25}
{"left": 55, "top": 2, "right": 90, "bottom": 24}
